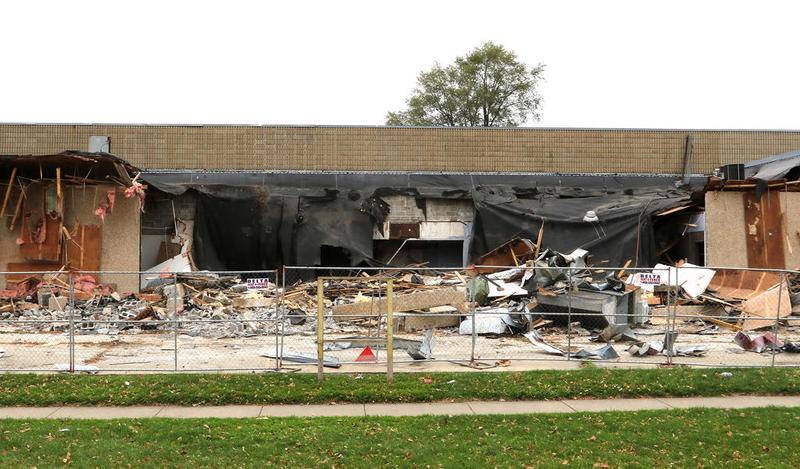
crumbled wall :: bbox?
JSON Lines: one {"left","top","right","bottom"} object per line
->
{"left": 0, "top": 184, "right": 141, "bottom": 292}
{"left": 3, "top": 124, "right": 800, "bottom": 174}
{"left": 382, "top": 196, "right": 474, "bottom": 223}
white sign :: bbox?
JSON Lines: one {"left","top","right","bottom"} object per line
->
{"left": 246, "top": 278, "right": 270, "bottom": 290}
{"left": 627, "top": 272, "right": 663, "bottom": 292}
{"left": 638, "top": 273, "right": 662, "bottom": 286}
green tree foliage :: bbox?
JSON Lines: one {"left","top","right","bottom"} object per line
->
{"left": 387, "top": 42, "right": 544, "bottom": 127}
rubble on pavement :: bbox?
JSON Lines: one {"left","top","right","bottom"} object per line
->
{"left": 3, "top": 238, "right": 800, "bottom": 363}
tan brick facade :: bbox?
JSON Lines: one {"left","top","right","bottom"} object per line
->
{"left": 2, "top": 124, "right": 799, "bottom": 174}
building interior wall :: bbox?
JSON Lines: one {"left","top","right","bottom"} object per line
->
{"left": 705, "top": 191, "right": 800, "bottom": 269}
{"left": 1, "top": 184, "right": 141, "bottom": 292}
{"left": 140, "top": 192, "right": 196, "bottom": 271}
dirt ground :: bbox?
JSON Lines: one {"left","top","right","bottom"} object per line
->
{"left": 2, "top": 323, "right": 799, "bottom": 373}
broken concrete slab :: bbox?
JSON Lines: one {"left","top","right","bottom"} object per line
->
{"left": 401, "top": 313, "right": 460, "bottom": 332}
{"left": 48, "top": 295, "right": 68, "bottom": 312}
{"left": 332, "top": 287, "right": 465, "bottom": 318}
{"left": 406, "top": 329, "right": 435, "bottom": 360}
{"left": 232, "top": 295, "right": 274, "bottom": 309}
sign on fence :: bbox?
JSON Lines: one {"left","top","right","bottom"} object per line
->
{"left": 246, "top": 278, "right": 270, "bottom": 290}
{"left": 638, "top": 273, "right": 662, "bottom": 285}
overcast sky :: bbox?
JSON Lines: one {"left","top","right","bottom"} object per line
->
{"left": 1, "top": 1, "right": 798, "bottom": 129}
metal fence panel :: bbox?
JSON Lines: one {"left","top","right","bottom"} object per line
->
{"left": 1, "top": 265, "right": 798, "bottom": 373}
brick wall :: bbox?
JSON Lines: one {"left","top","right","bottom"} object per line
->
{"left": 3, "top": 124, "right": 800, "bottom": 174}
{"left": 382, "top": 196, "right": 474, "bottom": 222}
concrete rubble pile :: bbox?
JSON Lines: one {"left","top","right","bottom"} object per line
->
{"left": 0, "top": 271, "right": 282, "bottom": 338}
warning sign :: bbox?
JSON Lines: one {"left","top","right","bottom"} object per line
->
{"left": 246, "top": 278, "right": 270, "bottom": 290}
{"left": 355, "top": 346, "right": 378, "bottom": 362}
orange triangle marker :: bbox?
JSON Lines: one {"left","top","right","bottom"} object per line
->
{"left": 355, "top": 346, "right": 378, "bottom": 362}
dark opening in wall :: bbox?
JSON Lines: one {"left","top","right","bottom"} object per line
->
{"left": 320, "top": 245, "right": 352, "bottom": 267}
{"left": 373, "top": 240, "right": 464, "bottom": 267}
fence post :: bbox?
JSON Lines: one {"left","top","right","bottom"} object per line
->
{"left": 772, "top": 272, "right": 785, "bottom": 368}
{"left": 666, "top": 267, "right": 676, "bottom": 365}
{"left": 566, "top": 267, "right": 572, "bottom": 363}
{"left": 316, "top": 277, "right": 324, "bottom": 381}
{"left": 470, "top": 283, "right": 476, "bottom": 365}
{"left": 280, "top": 267, "right": 286, "bottom": 370}
{"left": 172, "top": 272, "right": 178, "bottom": 372}
{"left": 68, "top": 273, "right": 75, "bottom": 373}
{"left": 273, "top": 271, "right": 280, "bottom": 371}
{"left": 386, "top": 279, "right": 394, "bottom": 384}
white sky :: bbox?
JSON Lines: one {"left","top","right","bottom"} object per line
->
{"left": 1, "top": 0, "right": 798, "bottom": 129}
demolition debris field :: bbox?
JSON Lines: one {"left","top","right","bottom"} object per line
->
{"left": 1, "top": 368, "right": 799, "bottom": 406}
{"left": 2, "top": 408, "right": 799, "bottom": 467}
{"left": 4, "top": 249, "right": 800, "bottom": 372}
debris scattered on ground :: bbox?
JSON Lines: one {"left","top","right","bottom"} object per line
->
{"left": 55, "top": 364, "right": 99, "bottom": 374}
{"left": 3, "top": 238, "right": 799, "bottom": 367}
{"left": 260, "top": 352, "right": 341, "bottom": 368}
{"left": 406, "top": 329, "right": 435, "bottom": 360}
{"left": 734, "top": 331, "right": 783, "bottom": 353}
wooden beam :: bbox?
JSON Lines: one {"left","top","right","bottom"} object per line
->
{"left": 9, "top": 188, "right": 24, "bottom": 231}
{"left": 701, "top": 315, "right": 742, "bottom": 331}
{"left": 0, "top": 167, "right": 18, "bottom": 218}
{"left": 533, "top": 222, "right": 544, "bottom": 259}
{"left": 56, "top": 167, "right": 62, "bottom": 199}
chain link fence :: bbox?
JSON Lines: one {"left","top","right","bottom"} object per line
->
{"left": 1, "top": 265, "right": 797, "bottom": 374}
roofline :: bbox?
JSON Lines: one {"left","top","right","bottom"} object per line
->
{"left": 744, "top": 149, "right": 800, "bottom": 168}
{"left": 1, "top": 122, "right": 800, "bottom": 133}
{"left": 141, "top": 169, "right": 705, "bottom": 178}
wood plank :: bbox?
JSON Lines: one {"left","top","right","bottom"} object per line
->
{"left": 741, "top": 280, "right": 792, "bottom": 330}
{"left": 65, "top": 225, "right": 102, "bottom": 272}
{"left": 743, "top": 191, "right": 786, "bottom": 268}
{"left": 708, "top": 270, "right": 781, "bottom": 300}
{"left": 0, "top": 167, "right": 17, "bottom": 218}
{"left": 19, "top": 216, "right": 62, "bottom": 262}
{"left": 5, "top": 262, "right": 62, "bottom": 283}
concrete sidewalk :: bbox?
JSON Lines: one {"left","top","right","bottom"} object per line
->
{"left": 2, "top": 395, "right": 800, "bottom": 419}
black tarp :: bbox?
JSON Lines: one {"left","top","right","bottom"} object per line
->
{"left": 293, "top": 190, "right": 375, "bottom": 266}
{"left": 143, "top": 172, "right": 698, "bottom": 270}
{"left": 191, "top": 188, "right": 376, "bottom": 270}
{"left": 192, "top": 188, "right": 289, "bottom": 271}
{"left": 470, "top": 186, "right": 691, "bottom": 267}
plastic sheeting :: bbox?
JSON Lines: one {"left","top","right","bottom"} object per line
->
{"left": 143, "top": 172, "right": 694, "bottom": 270}
{"left": 470, "top": 186, "right": 691, "bottom": 267}
{"left": 192, "top": 189, "right": 377, "bottom": 270}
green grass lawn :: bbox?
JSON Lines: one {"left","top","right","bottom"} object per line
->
{"left": 0, "top": 367, "right": 799, "bottom": 406}
{"left": 1, "top": 408, "right": 799, "bottom": 467}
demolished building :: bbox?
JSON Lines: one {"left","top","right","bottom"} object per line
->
{"left": 3, "top": 125, "right": 800, "bottom": 277}
{"left": 1, "top": 125, "right": 800, "bottom": 369}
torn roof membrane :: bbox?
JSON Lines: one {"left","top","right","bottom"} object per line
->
{"left": 0, "top": 150, "right": 141, "bottom": 187}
